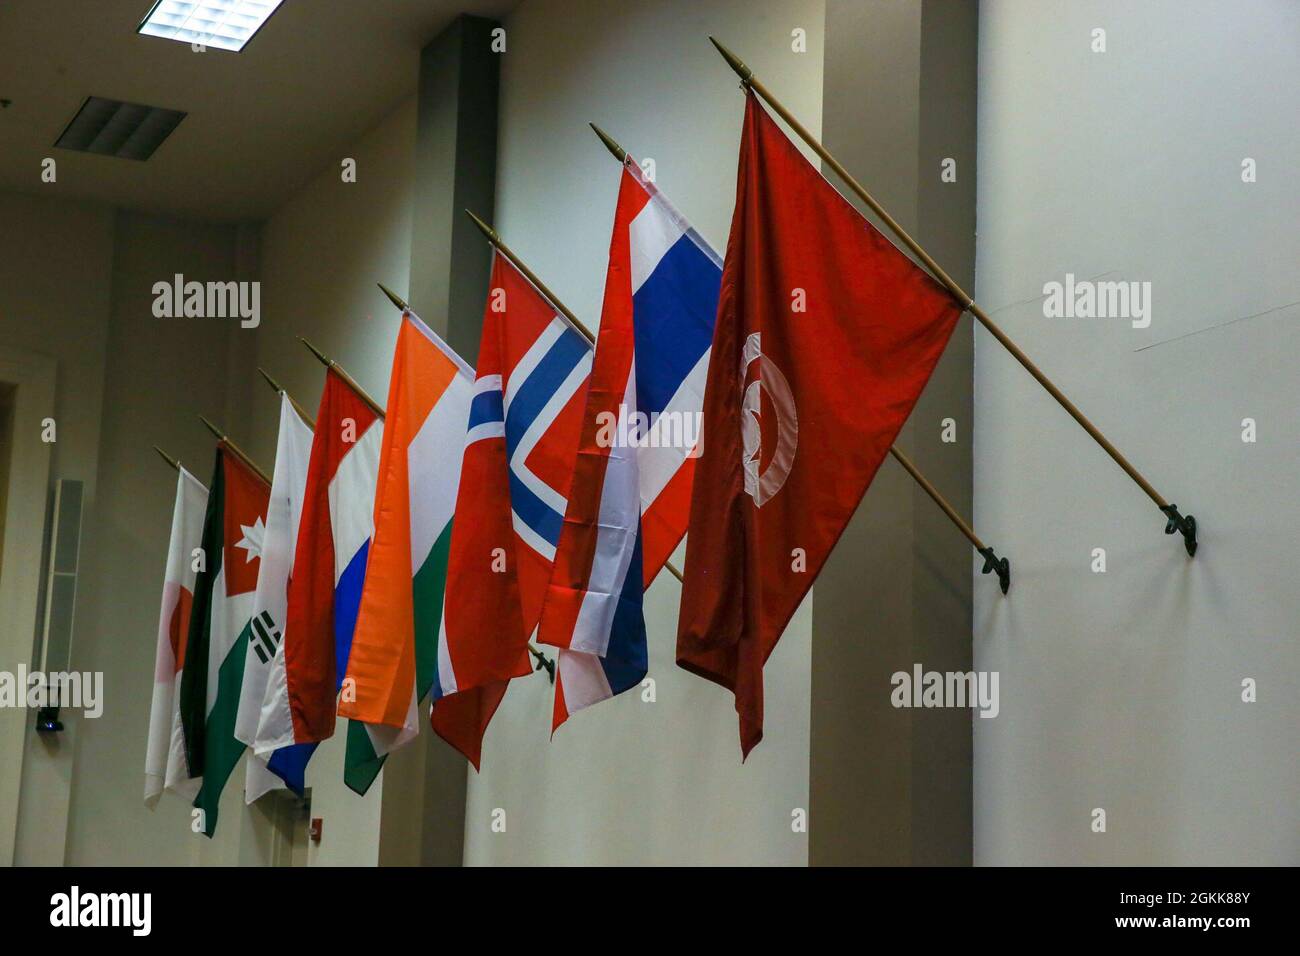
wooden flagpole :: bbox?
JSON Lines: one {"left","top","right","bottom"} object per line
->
{"left": 459, "top": 210, "right": 688, "bottom": 586}
{"left": 707, "top": 37, "right": 1196, "bottom": 558}
{"left": 297, "top": 331, "right": 555, "bottom": 676}
{"left": 257, "top": 367, "right": 316, "bottom": 429}
{"left": 589, "top": 122, "right": 1011, "bottom": 592}
{"left": 197, "top": 415, "right": 271, "bottom": 487}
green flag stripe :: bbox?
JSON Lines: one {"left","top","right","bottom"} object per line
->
{"left": 412, "top": 519, "right": 453, "bottom": 700}
{"left": 179, "top": 448, "right": 225, "bottom": 779}
{"left": 343, "top": 520, "right": 453, "bottom": 796}
{"left": 342, "top": 720, "right": 383, "bottom": 796}
{"left": 193, "top": 621, "right": 251, "bottom": 837}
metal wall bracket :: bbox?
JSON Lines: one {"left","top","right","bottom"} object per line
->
{"left": 531, "top": 649, "right": 556, "bottom": 684}
{"left": 978, "top": 546, "right": 1011, "bottom": 594}
{"left": 1160, "top": 504, "right": 1198, "bottom": 557}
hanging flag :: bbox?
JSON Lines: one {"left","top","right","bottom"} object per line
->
{"left": 145, "top": 465, "right": 207, "bottom": 806}
{"left": 233, "top": 393, "right": 313, "bottom": 796}
{"left": 253, "top": 367, "right": 386, "bottom": 796}
{"left": 537, "top": 160, "right": 718, "bottom": 729}
{"left": 178, "top": 443, "right": 281, "bottom": 836}
{"left": 676, "top": 91, "right": 963, "bottom": 758}
{"left": 336, "top": 312, "right": 475, "bottom": 778}
{"left": 429, "top": 251, "right": 579, "bottom": 765}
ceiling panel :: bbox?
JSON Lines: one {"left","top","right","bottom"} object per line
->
{"left": 0, "top": 0, "right": 517, "bottom": 221}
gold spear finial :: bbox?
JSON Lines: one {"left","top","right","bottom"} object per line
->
{"left": 256, "top": 367, "right": 315, "bottom": 427}
{"left": 589, "top": 123, "right": 628, "bottom": 164}
{"left": 377, "top": 283, "right": 409, "bottom": 312}
{"left": 197, "top": 416, "right": 271, "bottom": 485}
{"left": 464, "top": 208, "right": 500, "bottom": 246}
{"left": 709, "top": 36, "right": 752, "bottom": 83}
{"left": 463, "top": 208, "right": 596, "bottom": 344}
{"left": 296, "top": 337, "right": 385, "bottom": 419}
{"left": 298, "top": 336, "right": 332, "bottom": 367}
{"left": 198, "top": 414, "right": 223, "bottom": 441}
{"left": 154, "top": 446, "right": 180, "bottom": 471}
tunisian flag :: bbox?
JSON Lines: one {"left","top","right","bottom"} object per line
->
{"left": 676, "top": 91, "right": 963, "bottom": 758}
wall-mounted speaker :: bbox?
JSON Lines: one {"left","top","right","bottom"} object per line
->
{"left": 33, "top": 479, "right": 83, "bottom": 731}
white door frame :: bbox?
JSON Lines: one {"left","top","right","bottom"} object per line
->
{"left": 0, "top": 347, "right": 57, "bottom": 865}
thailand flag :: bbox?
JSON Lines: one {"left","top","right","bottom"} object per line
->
{"left": 537, "top": 159, "right": 719, "bottom": 729}
{"left": 429, "top": 249, "right": 591, "bottom": 764}
{"left": 253, "top": 367, "right": 383, "bottom": 783}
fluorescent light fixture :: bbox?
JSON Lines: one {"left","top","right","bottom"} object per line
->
{"left": 55, "top": 96, "right": 187, "bottom": 161}
{"left": 137, "top": 0, "right": 285, "bottom": 53}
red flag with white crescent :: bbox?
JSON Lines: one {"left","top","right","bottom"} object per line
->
{"left": 676, "top": 92, "right": 963, "bottom": 758}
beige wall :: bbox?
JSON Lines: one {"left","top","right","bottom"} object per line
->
{"left": 9, "top": 0, "right": 1296, "bottom": 869}
{"left": 8, "top": 93, "right": 418, "bottom": 867}
{"left": 63, "top": 211, "right": 263, "bottom": 866}
{"left": 810, "top": 0, "right": 977, "bottom": 866}
{"left": 0, "top": 193, "right": 112, "bottom": 865}
{"left": 6, "top": 1, "right": 827, "bottom": 867}
{"left": 462, "top": 0, "right": 823, "bottom": 866}
{"left": 4, "top": 0, "right": 825, "bottom": 869}
{"left": 0, "top": 189, "right": 280, "bottom": 866}
{"left": 974, "top": 0, "right": 1300, "bottom": 864}
{"left": 0, "top": 194, "right": 272, "bottom": 865}
{"left": 253, "top": 96, "right": 419, "bottom": 867}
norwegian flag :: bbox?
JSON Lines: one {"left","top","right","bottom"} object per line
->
{"left": 537, "top": 160, "right": 719, "bottom": 729}
{"left": 429, "top": 250, "right": 591, "bottom": 764}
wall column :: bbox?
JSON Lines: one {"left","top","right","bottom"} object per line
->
{"left": 810, "top": 0, "right": 978, "bottom": 866}
{"left": 378, "top": 13, "right": 501, "bottom": 867}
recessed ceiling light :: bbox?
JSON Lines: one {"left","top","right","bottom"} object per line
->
{"left": 137, "top": 0, "right": 286, "bottom": 53}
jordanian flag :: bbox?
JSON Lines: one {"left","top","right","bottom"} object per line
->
{"left": 178, "top": 442, "right": 281, "bottom": 837}
{"left": 336, "top": 311, "right": 472, "bottom": 783}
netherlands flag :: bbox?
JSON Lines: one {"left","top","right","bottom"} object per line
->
{"left": 537, "top": 159, "right": 719, "bottom": 729}
{"left": 253, "top": 367, "right": 383, "bottom": 791}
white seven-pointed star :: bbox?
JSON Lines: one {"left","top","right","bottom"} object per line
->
{"left": 236, "top": 517, "right": 266, "bottom": 563}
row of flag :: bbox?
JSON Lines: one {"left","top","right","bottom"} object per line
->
{"left": 144, "top": 91, "right": 963, "bottom": 833}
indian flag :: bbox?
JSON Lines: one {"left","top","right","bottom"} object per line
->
{"left": 337, "top": 311, "right": 472, "bottom": 778}
{"left": 178, "top": 442, "right": 281, "bottom": 837}
{"left": 144, "top": 465, "right": 206, "bottom": 806}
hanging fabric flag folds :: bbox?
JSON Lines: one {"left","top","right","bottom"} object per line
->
{"left": 233, "top": 392, "right": 314, "bottom": 795}
{"left": 254, "top": 367, "right": 386, "bottom": 795}
{"left": 428, "top": 250, "right": 585, "bottom": 765}
{"left": 336, "top": 312, "right": 475, "bottom": 776}
{"left": 676, "top": 92, "right": 964, "bottom": 759}
{"left": 537, "top": 158, "right": 717, "bottom": 729}
{"left": 145, "top": 465, "right": 207, "bottom": 806}
{"left": 178, "top": 442, "right": 283, "bottom": 837}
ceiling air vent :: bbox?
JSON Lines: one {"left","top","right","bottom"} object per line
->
{"left": 54, "top": 96, "right": 186, "bottom": 161}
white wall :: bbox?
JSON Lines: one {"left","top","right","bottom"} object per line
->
{"left": 254, "top": 96, "right": 418, "bottom": 866}
{"left": 974, "top": 0, "right": 1300, "bottom": 864}
{"left": 464, "top": 0, "right": 824, "bottom": 866}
